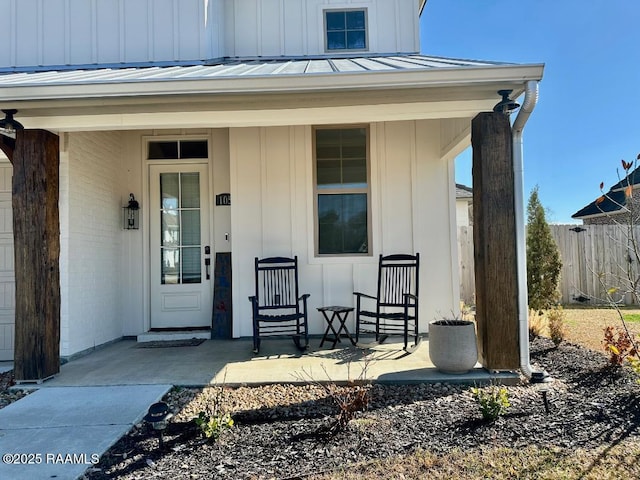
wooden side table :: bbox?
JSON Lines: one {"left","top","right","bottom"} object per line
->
{"left": 318, "top": 306, "right": 355, "bottom": 349}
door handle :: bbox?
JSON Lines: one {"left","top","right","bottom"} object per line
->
{"left": 205, "top": 258, "right": 211, "bottom": 280}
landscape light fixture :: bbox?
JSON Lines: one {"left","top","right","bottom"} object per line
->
{"left": 0, "top": 109, "right": 24, "bottom": 139}
{"left": 143, "top": 401, "right": 173, "bottom": 449}
{"left": 123, "top": 193, "right": 140, "bottom": 230}
{"left": 536, "top": 383, "right": 552, "bottom": 414}
{"left": 493, "top": 90, "right": 520, "bottom": 114}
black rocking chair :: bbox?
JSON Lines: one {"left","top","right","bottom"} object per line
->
{"left": 249, "top": 256, "right": 310, "bottom": 354}
{"left": 354, "top": 253, "right": 421, "bottom": 353}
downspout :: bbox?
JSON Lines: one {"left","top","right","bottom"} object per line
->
{"left": 512, "top": 80, "right": 547, "bottom": 381}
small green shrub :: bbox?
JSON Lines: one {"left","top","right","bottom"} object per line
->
{"left": 194, "top": 410, "right": 234, "bottom": 441}
{"left": 192, "top": 383, "right": 234, "bottom": 442}
{"left": 471, "top": 385, "right": 510, "bottom": 421}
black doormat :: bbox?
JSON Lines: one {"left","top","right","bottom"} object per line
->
{"left": 137, "top": 339, "right": 206, "bottom": 348}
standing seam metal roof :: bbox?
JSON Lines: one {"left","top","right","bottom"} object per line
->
{"left": 0, "top": 55, "right": 511, "bottom": 86}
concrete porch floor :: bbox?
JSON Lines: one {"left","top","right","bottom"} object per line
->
{"left": 34, "top": 337, "right": 520, "bottom": 388}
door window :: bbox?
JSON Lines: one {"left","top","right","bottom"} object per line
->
{"left": 159, "top": 172, "right": 202, "bottom": 284}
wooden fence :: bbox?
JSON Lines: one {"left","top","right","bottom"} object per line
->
{"left": 457, "top": 224, "right": 640, "bottom": 306}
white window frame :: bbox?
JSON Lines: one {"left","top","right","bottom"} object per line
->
{"left": 313, "top": 125, "right": 372, "bottom": 258}
{"left": 323, "top": 8, "right": 369, "bottom": 53}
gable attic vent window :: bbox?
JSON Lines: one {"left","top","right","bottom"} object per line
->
{"left": 325, "top": 9, "right": 367, "bottom": 51}
{"left": 148, "top": 140, "right": 208, "bottom": 160}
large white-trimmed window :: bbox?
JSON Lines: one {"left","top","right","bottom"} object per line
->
{"left": 314, "top": 127, "right": 370, "bottom": 256}
{"left": 324, "top": 9, "right": 367, "bottom": 51}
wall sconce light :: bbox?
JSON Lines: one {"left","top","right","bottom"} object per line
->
{"left": 0, "top": 109, "right": 24, "bottom": 139}
{"left": 123, "top": 193, "right": 140, "bottom": 230}
{"left": 143, "top": 401, "right": 173, "bottom": 449}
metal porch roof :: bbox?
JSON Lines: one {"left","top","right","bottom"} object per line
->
{"left": 0, "top": 55, "right": 510, "bottom": 87}
{"left": 0, "top": 54, "right": 544, "bottom": 131}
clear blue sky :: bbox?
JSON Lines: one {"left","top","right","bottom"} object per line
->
{"left": 420, "top": 0, "right": 640, "bottom": 224}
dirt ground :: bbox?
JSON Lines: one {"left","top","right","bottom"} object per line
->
{"left": 553, "top": 305, "right": 640, "bottom": 352}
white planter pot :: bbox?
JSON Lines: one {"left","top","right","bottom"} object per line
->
{"left": 428, "top": 320, "right": 478, "bottom": 374}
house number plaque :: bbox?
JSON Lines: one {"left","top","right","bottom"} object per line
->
{"left": 216, "top": 193, "right": 231, "bottom": 206}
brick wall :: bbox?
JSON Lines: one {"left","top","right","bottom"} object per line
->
{"left": 60, "top": 131, "right": 124, "bottom": 357}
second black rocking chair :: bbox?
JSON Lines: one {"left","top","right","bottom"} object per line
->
{"left": 354, "top": 253, "right": 421, "bottom": 353}
{"left": 249, "top": 256, "right": 310, "bottom": 354}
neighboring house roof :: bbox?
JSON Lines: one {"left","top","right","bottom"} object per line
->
{"left": 572, "top": 190, "right": 627, "bottom": 219}
{"left": 572, "top": 166, "right": 640, "bottom": 219}
{"left": 456, "top": 183, "right": 473, "bottom": 200}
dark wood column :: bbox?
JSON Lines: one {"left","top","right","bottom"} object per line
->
{"left": 12, "top": 129, "right": 61, "bottom": 381}
{"left": 472, "top": 112, "right": 519, "bottom": 370}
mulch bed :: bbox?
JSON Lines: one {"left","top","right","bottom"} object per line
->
{"left": 0, "top": 370, "right": 30, "bottom": 409}
{"left": 84, "top": 337, "right": 640, "bottom": 479}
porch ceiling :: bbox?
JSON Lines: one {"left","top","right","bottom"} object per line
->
{"left": 0, "top": 55, "right": 544, "bottom": 131}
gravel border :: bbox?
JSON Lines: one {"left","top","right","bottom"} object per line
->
{"left": 80, "top": 337, "right": 640, "bottom": 479}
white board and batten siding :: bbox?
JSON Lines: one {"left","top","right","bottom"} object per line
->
{"left": 229, "top": 120, "right": 458, "bottom": 338}
{"left": 0, "top": 0, "right": 419, "bottom": 70}
{"left": 225, "top": 0, "right": 420, "bottom": 58}
{"left": 0, "top": 0, "right": 224, "bottom": 68}
{"left": 0, "top": 158, "right": 14, "bottom": 361}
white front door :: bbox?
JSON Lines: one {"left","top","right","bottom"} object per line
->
{"left": 149, "top": 164, "right": 212, "bottom": 329}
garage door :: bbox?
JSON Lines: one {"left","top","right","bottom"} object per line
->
{"left": 0, "top": 160, "right": 14, "bottom": 361}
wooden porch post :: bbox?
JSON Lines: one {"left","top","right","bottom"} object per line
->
{"left": 471, "top": 112, "right": 519, "bottom": 370}
{"left": 12, "top": 129, "right": 61, "bottom": 381}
